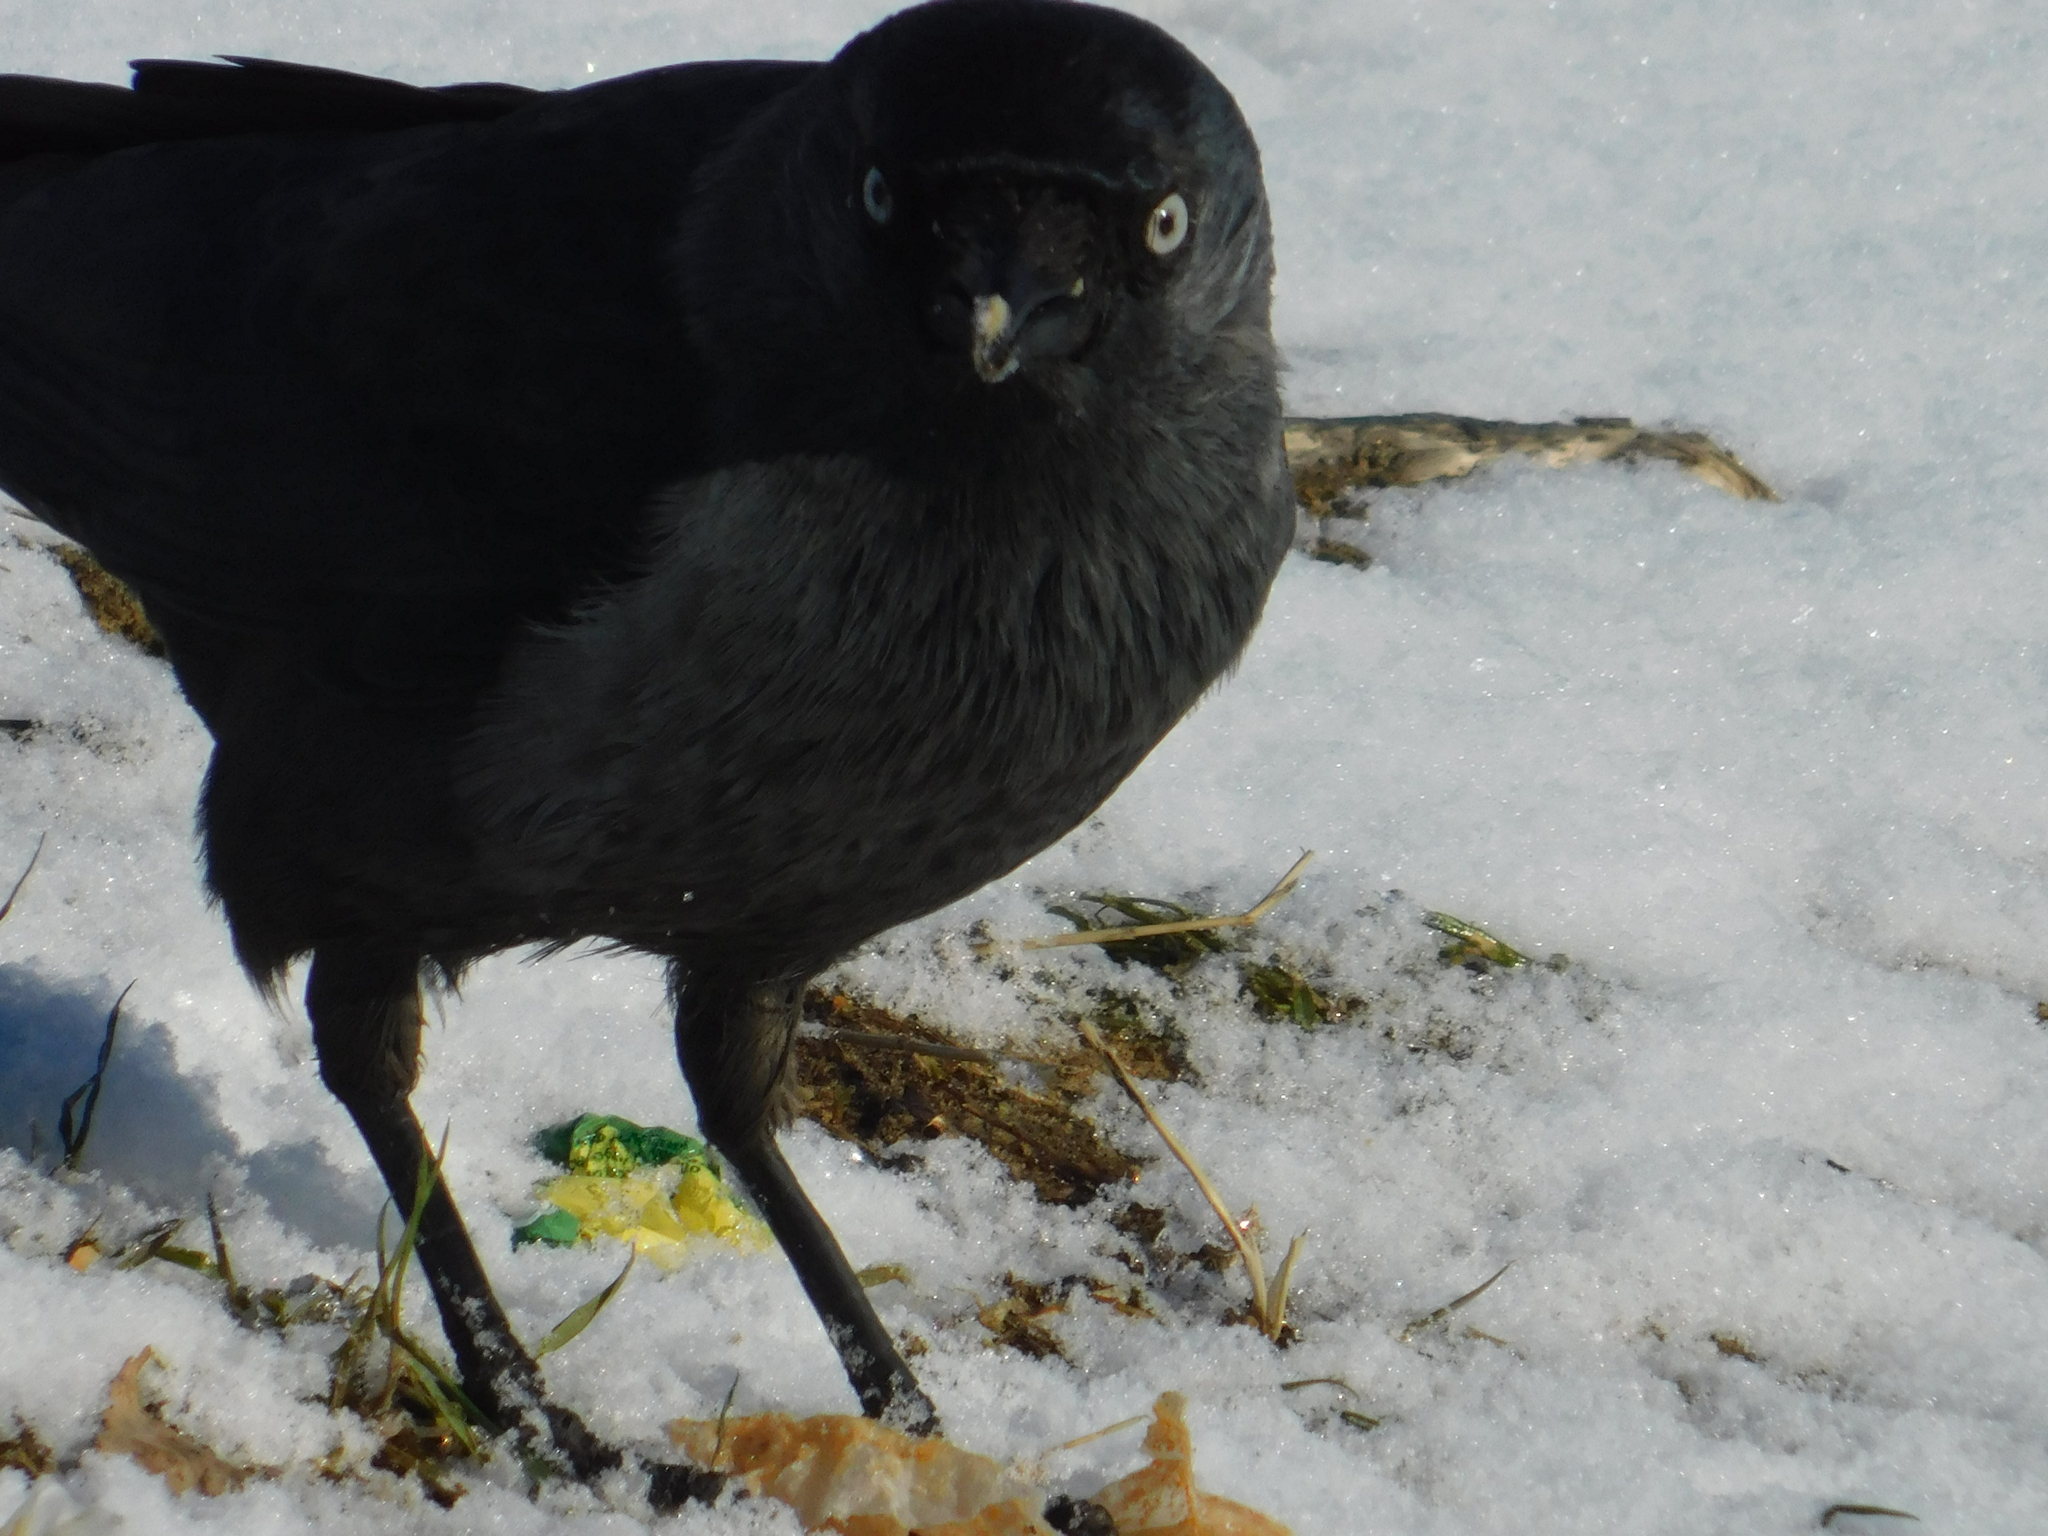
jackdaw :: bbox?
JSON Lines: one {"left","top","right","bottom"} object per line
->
{"left": 0, "top": 0, "right": 1290, "bottom": 1476}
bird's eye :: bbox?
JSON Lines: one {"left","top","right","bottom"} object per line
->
{"left": 1144, "top": 192, "right": 1189, "bottom": 256}
{"left": 862, "top": 166, "right": 893, "bottom": 225}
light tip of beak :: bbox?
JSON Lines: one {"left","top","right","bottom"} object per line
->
{"left": 971, "top": 293, "right": 1012, "bottom": 344}
{"left": 970, "top": 294, "right": 1021, "bottom": 384}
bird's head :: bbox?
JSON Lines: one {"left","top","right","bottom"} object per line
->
{"left": 681, "top": 0, "right": 1274, "bottom": 464}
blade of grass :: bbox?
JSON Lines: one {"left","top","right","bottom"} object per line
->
{"left": 388, "top": 1127, "right": 451, "bottom": 1329}
{"left": 1269, "top": 1229, "right": 1310, "bottom": 1336}
{"left": 0, "top": 832, "right": 44, "bottom": 924}
{"left": 535, "top": 1250, "right": 635, "bottom": 1359}
{"left": 58, "top": 981, "right": 133, "bottom": 1170}
{"left": 708, "top": 1373, "right": 741, "bottom": 1472}
{"left": 205, "top": 1194, "right": 258, "bottom": 1324}
{"left": 1077, "top": 1016, "right": 1269, "bottom": 1323}
{"left": 1399, "top": 1262, "right": 1512, "bottom": 1343}
{"left": 387, "top": 1342, "right": 485, "bottom": 1457}
{"left": 1077, "top": 1018, "right": 1306, "bottom": 1340}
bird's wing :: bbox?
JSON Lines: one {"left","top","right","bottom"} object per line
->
{"left": 0, "top": 57, "right": 814, "bottom": 705}
{"left": 0, "top": 54, "right": 540, "bottom": 159}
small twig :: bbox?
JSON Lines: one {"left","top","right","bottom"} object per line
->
{"left": 1399, "top": 1261, "right": 1512, "bottom": 1343}
{"left": 59, "top": 980, "right": 133, "bottom": 1170}
{"left": 977, "top": 851, "right": 1313, "bottom": 955}
{"left": 0, "top": 832, "right": 45, "bottom": 924}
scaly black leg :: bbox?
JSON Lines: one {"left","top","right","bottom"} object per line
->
{"left": 675, "top": 967, "right": 940, "bottom": 1434}
{"left": 305, "top": 946, "right": 621, "bottom": 1479}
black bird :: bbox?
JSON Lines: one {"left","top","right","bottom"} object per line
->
{"left": 0, "top": 0, "right": 1289, "bottom": 1476}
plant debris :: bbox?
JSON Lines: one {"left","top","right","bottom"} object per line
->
{"left": 95, "top": 1349, "right": 265, "bottom": 1496}
{"left": 1711, "top": 1332, "right": 1764, "bottom": 1363}
{"left": 1084, "top": 1281, "right": 1156, "bottom": 1321}
{"left": 49, "top": 544, "right": 164, "bottom": 656}
{"left": 1422, "top": 912, "right": 1529, "bottom": 970}
{"left": 1237, "top": 959, "right": 1348, "bottom": 1028}
{"left": 0, "top": 1418, "right": 53, "bottom": 1478}
{"left": 1302, "top": 535, "right": 1371, "bottom": 568}
{"left": 983, "top": 854, "right": 1313, "bottom": 967}
{"left": 1110, "top": 1204, "right": 1168, "bottom": 1248}
{"left": 796, "top": 991, "right": 1144, "bottom": 1206}
{"left": 1282, "top": 413, "right": 1777, "bottom": 514}
{"left": 1045, "top": 895, "right": 1238, "bottom": 977}
{"left": 977, "top": 1274, "right": 1070, "bottom": 1360}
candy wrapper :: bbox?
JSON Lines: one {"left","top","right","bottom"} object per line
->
{"left": 513, "top": 1113, "right": 769, "bottom": 1267}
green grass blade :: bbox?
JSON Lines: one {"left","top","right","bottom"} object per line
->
{"left": 534, "top": 1251, "right": 636, "bottom": 1359}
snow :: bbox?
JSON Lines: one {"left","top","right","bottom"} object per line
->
{"left": 3, "top": 1, "right": 2045, "bottom": 1531}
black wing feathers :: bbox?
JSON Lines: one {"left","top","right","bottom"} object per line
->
{"left": 129, "top": 56, "right": 542, "bottom": 132}
{"left": 0, "top": 56, "right": 539, "bottom": 162}
{"left": 0, "top": 58, "right": 816, "bottom": 706}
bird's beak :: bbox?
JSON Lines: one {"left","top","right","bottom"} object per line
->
{"left": 930, "top": 187, "right": 1094, "bottom": 384}
{"left": 969, "top": 294, "right": 1022, "bottom": 384}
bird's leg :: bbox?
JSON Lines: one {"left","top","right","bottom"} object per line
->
{"left": 675, "top": 968, "right": 941, "bottom": 1435}
{"left": 305, "top": 947, "right": 621, "bottom": 1480}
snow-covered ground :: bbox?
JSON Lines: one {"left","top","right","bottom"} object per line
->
{"left": 4, "top": 1, "right": 2045, "bottom": 1531}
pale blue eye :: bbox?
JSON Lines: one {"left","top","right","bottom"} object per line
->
{"left": 862, "top": 166, "right": 893, "bottom": 225}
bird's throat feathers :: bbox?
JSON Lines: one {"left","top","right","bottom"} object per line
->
{"left": 457, "top": 401, "right": 1290, "bottom": 955}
